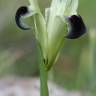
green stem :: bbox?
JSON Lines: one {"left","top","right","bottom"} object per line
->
{"left": 39, "top": 60, "right": 49, "bottom": 96}
{"left": 38, "top": 46, "right": 49, "bottom": 96}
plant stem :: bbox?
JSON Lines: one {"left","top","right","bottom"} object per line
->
{"left": 38, "top": 46, "right": 49, "bottom": 96}
{"left": 39, "top": 60, "right": 49, "bottom": 96}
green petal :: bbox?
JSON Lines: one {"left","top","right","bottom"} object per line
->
{"left": 28, "top": 0, "right": 48, "bottom": 59}
{"left": 50, "top": 0, "right": 67, "bottom": 17}
{"left": 64, "top": 0, "right": 78, "bottom": 16}
{"left": 34, "top": 13, "right": 48, "bottom": 60}
{"left": 29, "top": 0, "right": 40, "bottom": 12}
{"left": 47, "top": 16, "right": 67, "bottom": 70}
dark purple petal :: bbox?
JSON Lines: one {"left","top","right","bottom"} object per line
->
{"left": 15, "top": 6, "right": 30, "bottom": 30}
{"left": 66, "top": 15, "right": 86, "bottom": 39}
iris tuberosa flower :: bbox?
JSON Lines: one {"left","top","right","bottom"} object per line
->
{"left": 15, "top": 0, "right": 86, "bottom": 71}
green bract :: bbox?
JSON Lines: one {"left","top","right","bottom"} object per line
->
{"left": 16, "top": 0, "right": 79, "bottom": 70}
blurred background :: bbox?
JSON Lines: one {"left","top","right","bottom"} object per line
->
{"left": 0, "top": 0, "right": 96, "bottom": 96}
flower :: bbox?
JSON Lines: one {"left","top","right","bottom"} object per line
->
{"left": 15, "top": 0, "right": 86, "bottom": 70}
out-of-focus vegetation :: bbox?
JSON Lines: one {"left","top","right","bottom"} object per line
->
{"left": 0, "top": 0, "right": 96, "bottom": 95}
